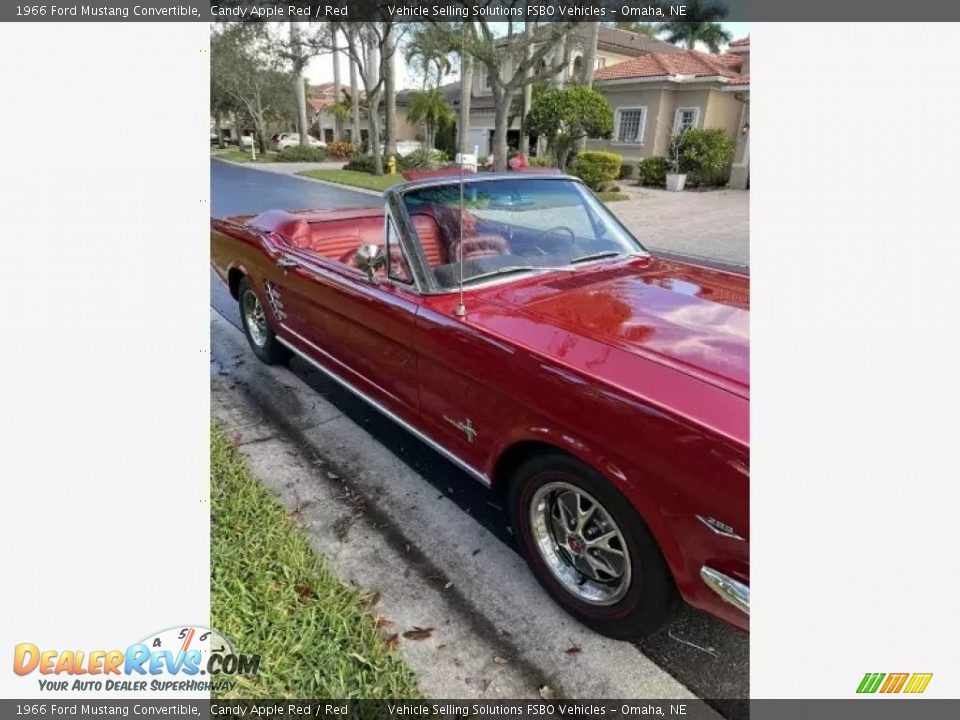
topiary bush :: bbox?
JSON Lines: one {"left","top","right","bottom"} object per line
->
{"left": 618, "top": 163, "right": 635, "bottom": 181}
{"left": 638, "top": 156, "right": 668, "bottom": 187}
{"left": 343, "top": 155, "right": 381, "bottom": 174}
{"left": 669, "top": 128, "right": 735, "bottom": 187}
{"left": 326, "top": 141, "right": 356, "bottom": 159}
{"left": 572, "top": 151, "right": 622, "bottom": 191}
{"left": 275, "top": 145, "right": 328, "bottom": 162}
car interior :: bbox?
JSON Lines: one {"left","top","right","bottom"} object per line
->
{"left": 247, "top": 180, "right": 634, "bottom": 290}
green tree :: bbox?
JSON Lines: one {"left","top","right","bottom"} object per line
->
{"left": 526, "top": 86, "right": 613, "bottom": 169}
{"left": 655, "top": 2, "right": 732, "bottom": 52}
{"left": 211, "top": 24, "right": 295, "bottom": 155}
{"left": 406, "top": 88, "right": 455, "bottom": 150}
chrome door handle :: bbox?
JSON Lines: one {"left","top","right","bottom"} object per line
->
{"left": 277, "top": 256, "right": 299, "bottom": 269}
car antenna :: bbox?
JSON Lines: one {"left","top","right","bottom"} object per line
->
{"left": 454, "top": 21, "right": 468, "bottom": 319}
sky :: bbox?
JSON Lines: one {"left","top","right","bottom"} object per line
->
{"left": 304, "top": 22, "right": 751, "bottom": 90}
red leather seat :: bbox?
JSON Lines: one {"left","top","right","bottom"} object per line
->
{"left": 410, "top": 214, "right": 445, "bottom": 267}
{"left": 280, "top": 216, "right": 385, "bottom": 259}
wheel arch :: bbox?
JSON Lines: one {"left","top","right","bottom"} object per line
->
{"left": 489, "top": 433, "right": 687, "bottom": 590}
{"left": 227, "top": 265, "right": 248, "bottom": 299}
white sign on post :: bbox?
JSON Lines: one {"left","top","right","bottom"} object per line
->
{"left": 456, "top": 152, "right": 478, "bottom": 172}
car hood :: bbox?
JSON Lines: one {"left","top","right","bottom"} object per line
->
{"left": 486, "top": 256, "right": 749, "bottom": 396}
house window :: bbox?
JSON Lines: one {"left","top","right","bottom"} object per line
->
{"left": 596, "top": 57, "right": 606, "bottom": 69}
{"left": 615, "top": 108, "right": 646, "bottom": 144}
{"left": 674, "top": 107, "right": 700, "bottom": 134}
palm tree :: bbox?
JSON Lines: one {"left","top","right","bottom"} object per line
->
{"left": 406, "top": 88, "right": 455, "bottom": 150}
{"left": 655, "top": 2, "right": 732, "bottom": 53}
{"left": 405, "top": 24, "right": 454, "bottom": 90}
{"left": 331, "top": 23, "right": 342, "bottom": 141}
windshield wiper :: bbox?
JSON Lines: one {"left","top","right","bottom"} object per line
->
{"left": 569, "top": 250, "right": 623, "bottom": 265}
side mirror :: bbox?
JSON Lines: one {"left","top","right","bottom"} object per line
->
{"left": 354, "top": 243, "right": 385, "bottom": 284}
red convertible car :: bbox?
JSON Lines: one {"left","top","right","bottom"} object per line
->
{"left": 211, "top": 173, "right": 748, "bottom": 638}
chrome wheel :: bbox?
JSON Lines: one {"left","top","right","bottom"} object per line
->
{"left": 529, "top": 481, "right": 632, "bottom": 605}
{"left": 242, "top": 289, "right": 268, "bottom": 348}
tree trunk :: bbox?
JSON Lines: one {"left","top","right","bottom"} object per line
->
{"left": 457, "top": 51, "right": 472, "bottom": 160}
{"left": 383, "top": 24, "right": 397, "bottom": 159}
{"left": 492, "top": 87, "right": 515, "bottom": 171}
{"left": 290, "top": 21, "right": 310, "bottom": 147}
{"left": 331, "top": 25, "right": 342, "bottom": 142}
{"left": 215, "top": 114, "right": 225, "bottom": 148}
{"left": 520, "top": 17, "right": 532, "bottom": 156}
{"left": 581, "top": 22, "right": 599, "bottom": 87}
{"left": 349, "top": 55, "right": 361, "bottom": 146}
{"left": 368, "top": 89, "right": 383, "bottom": 175}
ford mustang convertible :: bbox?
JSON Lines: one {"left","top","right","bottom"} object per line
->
{"left": 211, "top": 172, "right": 748, "bottom": 639}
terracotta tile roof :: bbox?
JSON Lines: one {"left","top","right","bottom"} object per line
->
{"left": 308, "top": 98, "right": 332, "bottom": 112}
{"left": 728, "top": 74, "right": 750, "bottom": 86}
{"left": 594, "top": 50, "right": 742, "bottom": 82}
{"left": 729, "top": 36, "right": 750, "bottom": 47}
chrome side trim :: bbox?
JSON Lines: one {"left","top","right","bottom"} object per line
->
{"left": 696, "top": 514, "right": 746, "bottom": 542}
{"left": 276, "top": 327, "right": 491, "bottom": 487}
{"left": 700, "top": 566, "right": 750, "bottom": 616}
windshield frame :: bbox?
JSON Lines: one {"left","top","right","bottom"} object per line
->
{"left": 386, "top": 174, "right": 649, "bottom": 295}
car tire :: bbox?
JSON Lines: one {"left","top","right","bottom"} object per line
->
{"left": 509, "top": 453, "right": 678, "bottom": 639}
{"left": 238, "top": 277, "right": 289, "bottom": 365}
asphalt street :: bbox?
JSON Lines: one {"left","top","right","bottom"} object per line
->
{"left": 210, "top": 158, "right": 748, "bottom": 714}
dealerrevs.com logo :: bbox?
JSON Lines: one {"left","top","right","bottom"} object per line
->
{"left": 856, "top": 672, "right": 933, "bottom": 694}
{"left": 13, "top": 625, "right": 260, "bottom": 693}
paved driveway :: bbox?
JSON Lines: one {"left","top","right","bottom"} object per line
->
{"left": 609, "top": 186, "right": 749, "bottom": 270}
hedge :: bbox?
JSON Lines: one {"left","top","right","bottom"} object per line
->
{"left": 275, "top": 145, "right": 328, "bottom": 162}
{"left": 572, "top": 150, "right": 622, "bottom": 191}
{"left": 638, "top": 157, "right": 669, "bottom": 187}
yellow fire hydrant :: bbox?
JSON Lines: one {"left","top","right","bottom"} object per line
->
{"left": 387, "top": 155, "right": 397, "bottom": 175}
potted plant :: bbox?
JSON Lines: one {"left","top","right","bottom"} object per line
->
{"left": 665, "top": 133, "right": 686, "bottom": 192}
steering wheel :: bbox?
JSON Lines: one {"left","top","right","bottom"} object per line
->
{"left": 536, "top": 225, "right": 577, "bottom": 253}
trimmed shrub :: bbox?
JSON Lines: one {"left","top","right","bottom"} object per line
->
{"left": 618, "top": 163, "right": 635, "bottom": 181}
{"left": 326, "top": 141, "right": 356, "bottom": 159}
{"left": 638, "top": 156, "right": 669, "bottom": 187}
{"left": 343, "top": 155, "right": 381, "bottom": 174}
{"left": 528, "top": 155, "right": 554, "bottom": 168}
{"left": 275, "top": 145, "right": 328, "bottom": 162}
{"left": 572, "top": 150, "right": 622, "bottom": 191}
{"left": 669, "top": 128, "right": 735, "bottom": 187}
{"left": 398, "top": 147, "right": 448, "bottom": 171}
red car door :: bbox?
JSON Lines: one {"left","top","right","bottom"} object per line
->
{"left": 271, "top": 219, "right": 421, "bottom": 422}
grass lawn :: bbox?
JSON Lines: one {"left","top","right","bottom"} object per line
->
{"left": 297, "top": 169, "right": 404, "bottom": 192}
{"left": 211, "top": 147, "right": 278, "bottom": 164}
{"left": 210, "top": 421, "right": 420, "bottom": 699}
{"left": 596, "top": 191, "right": 630, "bottom": 202}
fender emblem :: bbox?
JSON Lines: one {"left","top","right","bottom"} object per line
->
{"left": 443, "top": 416, "right": 477, "bottom": 444}
{"left": 696, "top": 515, "right": 745, "bottom": 541}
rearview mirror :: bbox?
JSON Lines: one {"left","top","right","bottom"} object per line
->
{"left": 354, "top": 243, "right": 384, "bottom": 284}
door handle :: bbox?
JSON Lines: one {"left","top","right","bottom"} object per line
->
{"left": 277, "top": 255, "right": 299, "bottom": 269}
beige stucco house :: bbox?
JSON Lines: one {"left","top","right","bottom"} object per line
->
{"left": 587, "top": 37, "right": 750, "bottom": 188}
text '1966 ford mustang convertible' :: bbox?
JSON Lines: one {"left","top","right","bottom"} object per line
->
{"left": 211, "top": 172, "right": 748, "bottom": 639}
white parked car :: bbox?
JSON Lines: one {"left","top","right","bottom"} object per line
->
{"left": 271, "top": 132, "right": 326, "bottom": 151}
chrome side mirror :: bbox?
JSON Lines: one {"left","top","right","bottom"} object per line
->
{"left": 354, "top": 243, "right": 384, "bottom": 284}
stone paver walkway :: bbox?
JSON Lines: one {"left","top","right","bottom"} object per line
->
{"left": 609, "top": 185, "right": 748, "bottom": 269}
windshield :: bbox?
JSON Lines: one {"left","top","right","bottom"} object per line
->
{"left": 401, "top": 178, "right": 647, "bottom": 290}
